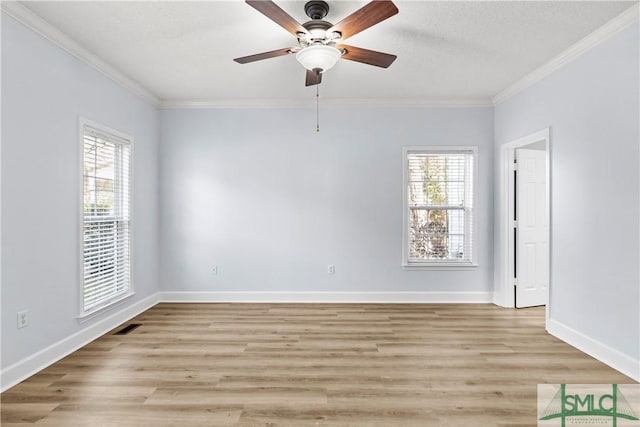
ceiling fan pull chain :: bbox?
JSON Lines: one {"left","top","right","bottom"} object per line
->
{"left": 316, "top": 83, "right": 320, "bottom": 133}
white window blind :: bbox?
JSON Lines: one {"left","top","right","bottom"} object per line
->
{"left": 82, "top": 122, "right": 132, "bottom": 314}
{"left": 403, "top": 147, "right": 476, "bottom": 267}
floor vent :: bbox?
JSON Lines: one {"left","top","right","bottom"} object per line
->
{"left": 114, "top": 323, "right": 142, "bottom": 335}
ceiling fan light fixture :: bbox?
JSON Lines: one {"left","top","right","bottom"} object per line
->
{"left": 296, "top": 44, "right": 341, "bottom": 72}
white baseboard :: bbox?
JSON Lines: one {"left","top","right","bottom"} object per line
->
{"left": 0, "top": 293, "right": 159, "bottom": 392}
{"left": 0, "top": 290, "right": 491, "bottom": 392}
{"left": 7, "top": 292, "right": 636, "bottom": 394}
{"left": 547, "top": 318, "right": 640, "bottom": 382}
{"left": 158, "top": 291, "right": 494, "bottom": 303}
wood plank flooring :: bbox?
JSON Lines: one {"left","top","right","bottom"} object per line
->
{"left": 1, "top": 303, "right": 636, "bottom": 426}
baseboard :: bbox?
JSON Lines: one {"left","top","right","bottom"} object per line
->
{"left": 4, "top": 293, "right": 636, "bottom": 392}
{"left": 158, "top": 291, "right": 494, "bottom": 303}
{"left": 547, "top": 318, "right": 640, "bottom": 382}
{"left": 0, "top": 293, "right": 160, "bottom": 392}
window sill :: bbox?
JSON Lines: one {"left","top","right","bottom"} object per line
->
{"left": 403, "top": 263, "right": 478, "bottom": 271}
{"left": 77, "top": 291, "right": 136, "bottom": 323}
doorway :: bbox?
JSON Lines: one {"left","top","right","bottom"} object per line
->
{"left": 498, "top": 128, "right": 550, "bottom": 309}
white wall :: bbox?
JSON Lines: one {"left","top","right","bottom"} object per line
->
{"left": 159, "top": 107, "right": 494, "bottom": 298}
{"left": 495, "top": 24, "right": 639, "bottom": 375}
{"left": 1, "top": 14, "right": 160, "bottom": 376}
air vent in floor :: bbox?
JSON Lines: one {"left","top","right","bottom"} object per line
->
{"left": 113, "top": 323, "right": 142, "bottom": 335}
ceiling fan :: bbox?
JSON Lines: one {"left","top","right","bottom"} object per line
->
{"left": 233, "top": 0, "right": 399, "bottom": 86}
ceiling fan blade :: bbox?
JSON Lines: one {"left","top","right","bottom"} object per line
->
{"left": 245, "top": 0, "right": 309, "bottom": 37}
{"left": 337, "top": 45, "right": 397, "bottom": 68}
{"left": 234, "top": 47, "right": 295, "bottom": 64}
{"left": 305, "top": 69, "right": 322, "bottom": 86}
{"left": 328, "top": 0, "right": 398, "bottom": 41}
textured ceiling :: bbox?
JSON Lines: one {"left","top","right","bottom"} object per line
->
{"left": 17, "top": 1, "right": 638, "bottom": 104}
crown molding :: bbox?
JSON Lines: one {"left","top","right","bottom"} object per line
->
{"left": 1, "top": 2, "right": 160, "bottom": 106}
{"left": 493, "top": 3, "right": 640, "bottom": 105}
{"left": 4, "top": 1, "right": 635, "bottom": 110}
{"left": 160, "top": 97, "right": 493, "bottom": 109}
{"left": 0, "top": 2, "right": 490, "bottom": 110}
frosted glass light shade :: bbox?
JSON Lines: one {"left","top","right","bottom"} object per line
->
{"left": 296, "top": 45, "right": 341, "bottom": 72}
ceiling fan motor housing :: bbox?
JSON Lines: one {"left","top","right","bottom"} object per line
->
{"left": 299, "top": 0, "right": 338, "bottom": 47}
{"left": 300, "top": 20, "right": 334, "bottom": 44}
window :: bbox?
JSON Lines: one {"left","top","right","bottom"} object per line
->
{"left": 403, "top": 146, "right": 476, "bottom": 267}
{"left": 81, "top": 120, "right": 132, "bottom": 315}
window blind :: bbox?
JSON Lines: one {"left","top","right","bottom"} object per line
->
{"left": 405, "top": 148, "right": 475, "bottom": 265}
{"left": 82, "top": 123, "right": 132, "bottom": 313}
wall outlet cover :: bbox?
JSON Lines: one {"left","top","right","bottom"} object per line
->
{"left": 17, "top": 310, "right": 29, "bottom": 329}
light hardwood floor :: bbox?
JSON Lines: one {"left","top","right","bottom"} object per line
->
{"left": 1, "top": 303, "right": 636, "bottom": 426}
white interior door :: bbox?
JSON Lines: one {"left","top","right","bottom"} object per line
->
{"left": 515, "top": 148, "right": 548, "bottom": 308}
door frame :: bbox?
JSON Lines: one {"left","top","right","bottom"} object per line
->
{"left": 495, "top": 128, "right": 551, "bottom": 316}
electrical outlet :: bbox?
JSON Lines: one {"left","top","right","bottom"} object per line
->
{"left": 17, "top": 310, "right": 29, "bottom": 329}
{"left": 328, "top": 264, "right": 335, "bottom": 275}
{"left": 212, "top": 265, "right": 218, "bottom": 275}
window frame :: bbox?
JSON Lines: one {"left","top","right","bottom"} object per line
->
{"left": 402, "top": 146, "right": 478, "bottom": 269}
{"left": 79, "top": 118, "right": 134, "bottom": 318}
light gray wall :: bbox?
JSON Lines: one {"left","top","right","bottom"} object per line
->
{"left": 159, "top": 107, "right": 494, "bottom": 294}
{"left": 1, "top": 14, "right": 160, "bottom": 369}
{"left": 495, "top": 24, "right": 639, "bottom": 360}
